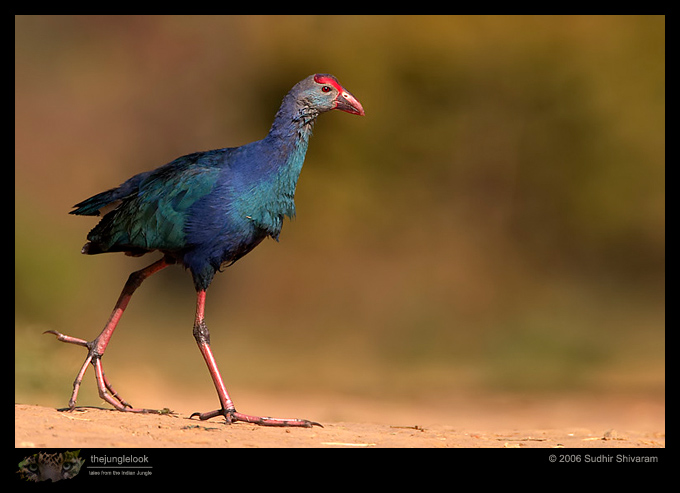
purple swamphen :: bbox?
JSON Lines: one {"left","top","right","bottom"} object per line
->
{"left": 46, "top": 74, "right": 364, "bottom": 427}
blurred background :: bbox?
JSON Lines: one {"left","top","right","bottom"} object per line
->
{"left": 16, "top": 16, "right": 664, "bottom": 420}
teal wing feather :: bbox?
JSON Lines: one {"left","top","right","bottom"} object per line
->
{"left": 82, "top": 152, "right": 221, "bottom": 255}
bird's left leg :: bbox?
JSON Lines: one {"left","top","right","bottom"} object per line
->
{"left": 190, "top": 290, "right": 322, "bottom": 427}
{"left": 45, "top": 257, "right": 171, "bottom": 413}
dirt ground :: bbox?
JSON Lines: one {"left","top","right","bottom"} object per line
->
{"left": 15, "top": 391, "right": 664, "bottom": 448}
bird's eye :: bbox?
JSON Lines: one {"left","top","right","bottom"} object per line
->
{"left": 321, "top": 86, "right": 332, "bottom": 93}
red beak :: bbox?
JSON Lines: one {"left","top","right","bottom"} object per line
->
{"left": 335, "top": 88, "right": 365, "bottom": 116}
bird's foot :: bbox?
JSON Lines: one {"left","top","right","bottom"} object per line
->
{"left": 44, "top": 330, "right": 171, "bottom": 415}
{"left": 189, "top": 408, "right": 322, "bottom": 428}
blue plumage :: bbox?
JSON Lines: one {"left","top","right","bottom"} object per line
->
{"left": 71, "top": 74, "right": 364, "bottom": 291}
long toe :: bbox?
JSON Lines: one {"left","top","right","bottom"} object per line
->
{"left": 232, "top": 412, "right": 323, "bottom": 428}
{"left": 44, "top": 330, "right": 90, "bottom": 348}
{"left": 190, "top": 409, "right": 231, "bottom": 422}
{"left": 190, "top": 408, "right": 322, "bottom": 428}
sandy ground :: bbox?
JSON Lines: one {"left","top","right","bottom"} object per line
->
{"left": 15, "top": 391, "right": 664, "bottom": 449}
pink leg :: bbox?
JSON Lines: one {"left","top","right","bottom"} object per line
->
{"left": 190, "top": 290, "right": 322, "bottom": 428}
{"left": 45, "top": 257, "right": 171, "bottom": 413}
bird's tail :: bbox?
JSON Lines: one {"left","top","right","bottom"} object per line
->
{"left": 70, "top": 189, "right": 123, "bottom": 216}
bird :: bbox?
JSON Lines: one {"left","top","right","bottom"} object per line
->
{"left": 45, "top": 73, "right": 364, "bottom": 428}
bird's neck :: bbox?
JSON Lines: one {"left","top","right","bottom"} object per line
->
{"left": 248, "top": 96, "right": 319, "bottom": 238}
{"left": 268, "top": 92, "right": 318, "bottom": 146}
{"left": 267, "top": 93, "right": 319, "bottom": 191}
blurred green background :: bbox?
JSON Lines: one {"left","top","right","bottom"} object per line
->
{"left": 16, "top": 15, "right": 664, "bottom": 412}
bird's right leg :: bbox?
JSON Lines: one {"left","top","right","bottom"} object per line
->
{"left": 45, "top": 257, "right": 171, "bottom": 413}
{"left": 190, "top": 290, "right": 322, "bottom": 427}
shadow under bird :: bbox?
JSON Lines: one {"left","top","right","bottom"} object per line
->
{"left": 46, "top": 74, "right": 364, "bottom": 427}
